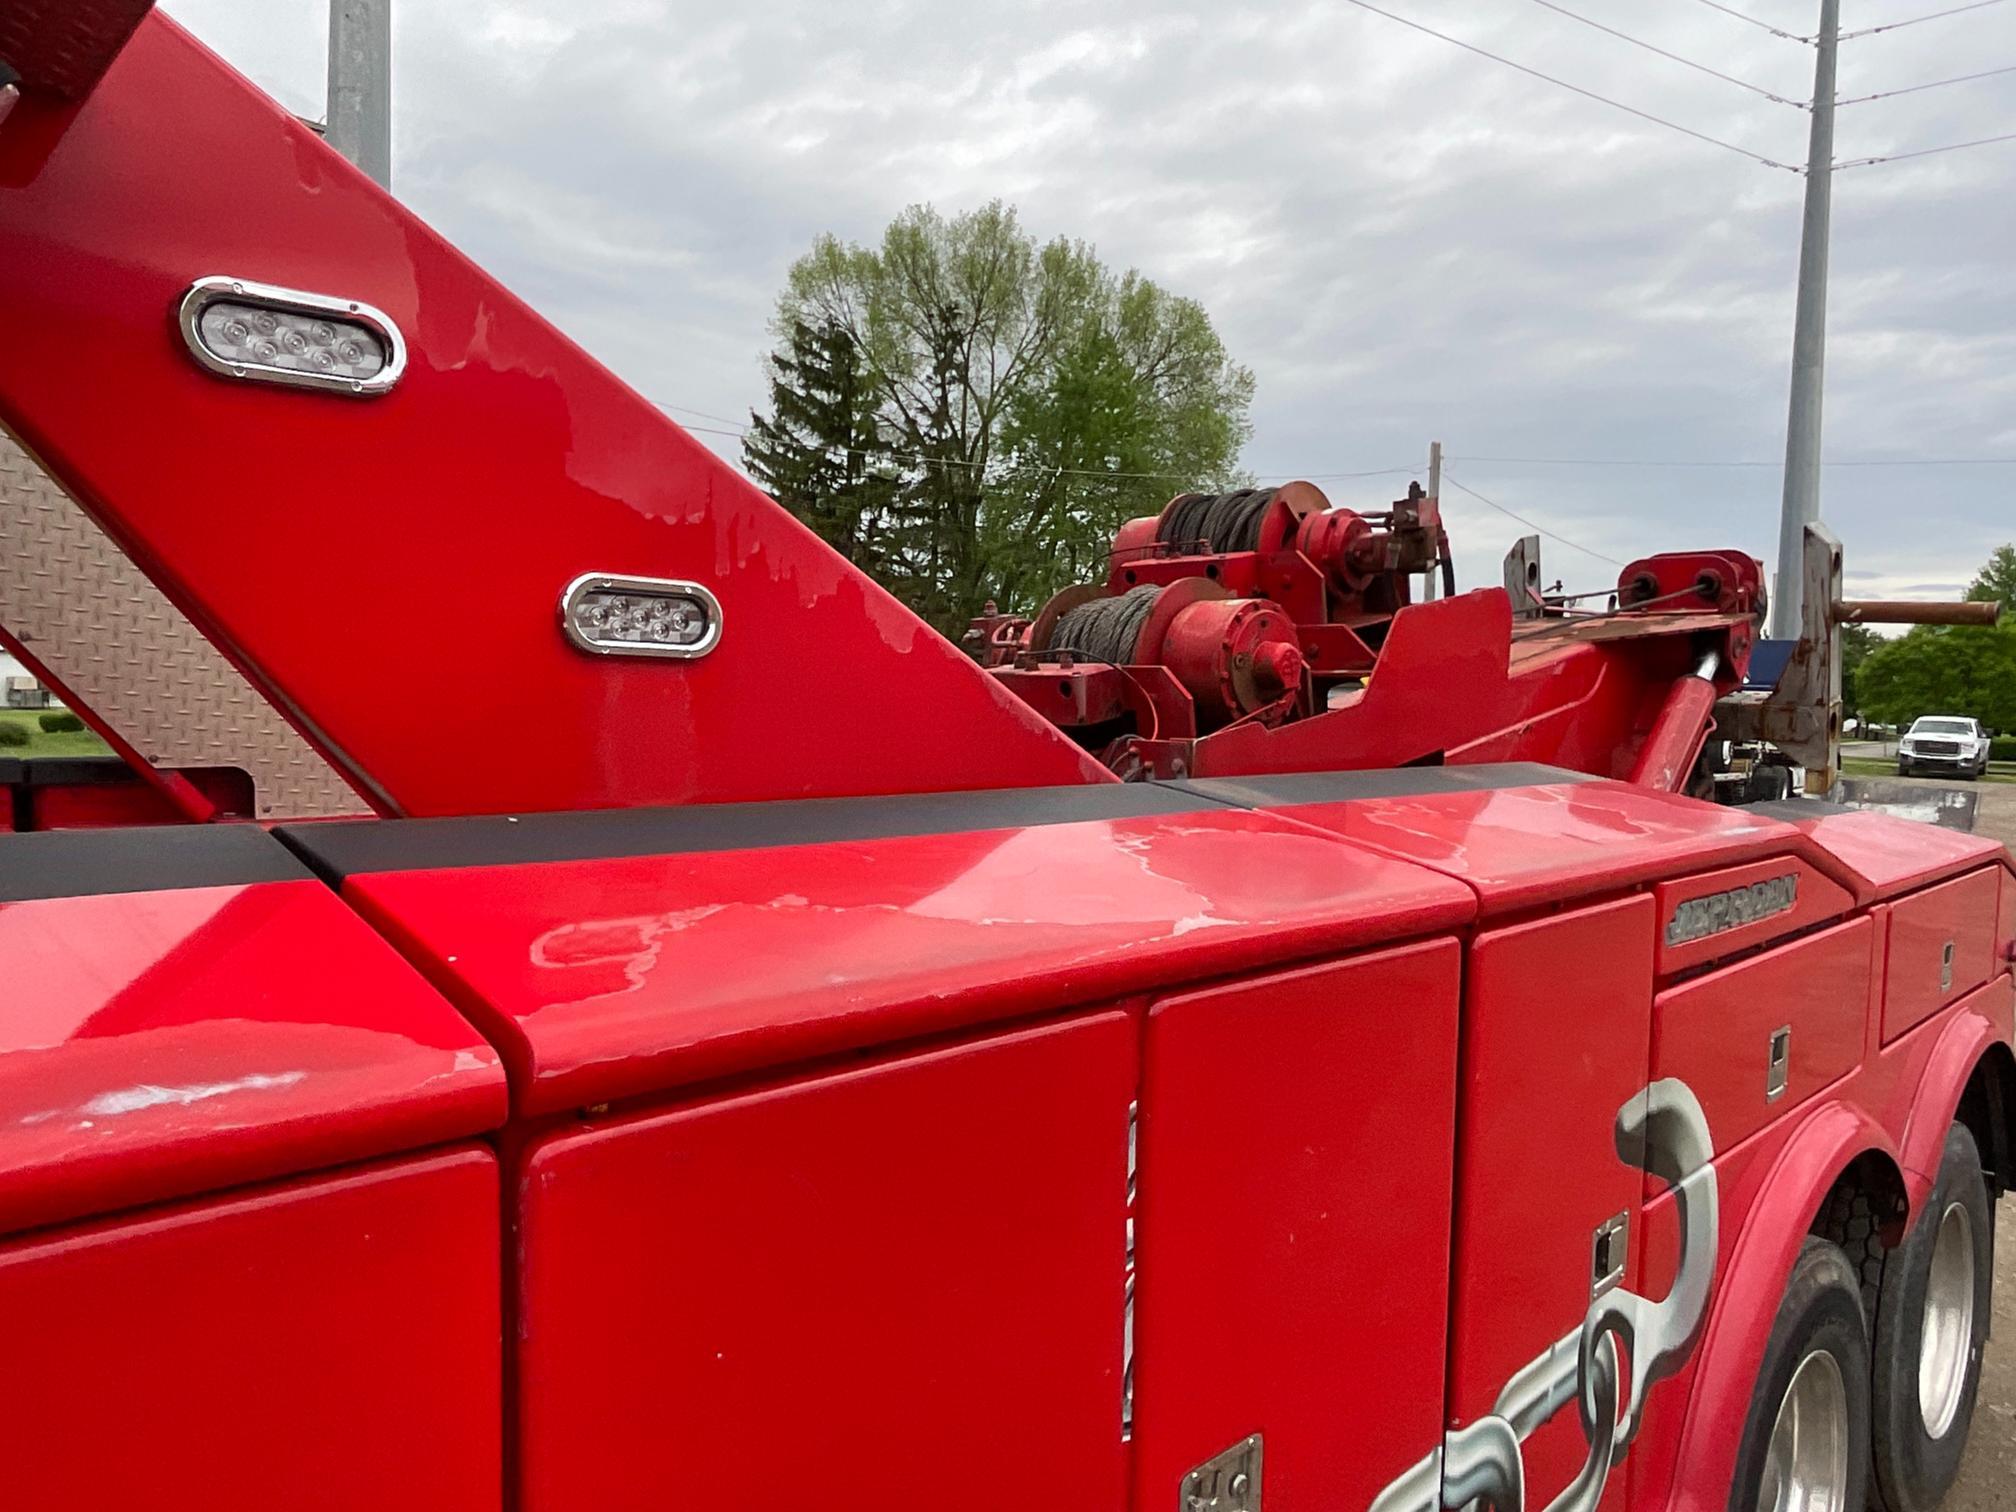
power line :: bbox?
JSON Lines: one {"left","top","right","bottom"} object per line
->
{"left": 1835, "top": 129, "right": 2016, "bottom": 169}
{"left": 661, "top": 402, "right": 1424, "bottom": 487}
{"left": 1522, "top": 0, "right": 1808, "bottom": 106}
{"left": 1452, "top": 453, "right": 2016, "bottom": 467}
{"left": 1440, "top": 475, "right": 1628, "bottom": 567}
{"left": 657, "top": 400, "right": 756, "bottom": 429}
{"left": 1340, "top": 0, "right": 1803, "bottom": 171}
{"left": 1685, "top": 0, "right": 1814, "bottom": 45}
{"left": 1837, "top": 62, "right": 2016, "bottom": 106}
{"left": 675, "top": 414, "right": 2016, "bottom": 478}
{"left": 1840, "top": 0, "right": 2008, "bottom": 40}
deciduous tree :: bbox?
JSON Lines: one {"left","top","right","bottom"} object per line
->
{"left": 749, "top": 202, "right": 1253, "bottom": 632}
{"left": 1857, "top": 544, "right": 2016, "bottom": 732}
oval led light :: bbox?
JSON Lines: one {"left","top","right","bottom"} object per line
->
{"left": 560, "top": 573, "right": 723, "bottom": 660}
{"left": 178, "top": 276, "right": 406, "bottom": 396}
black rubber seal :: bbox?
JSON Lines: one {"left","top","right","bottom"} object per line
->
{"left": 1162, "top": 762, "right": 1593, "bottom": 808}
{"left": 277, "top": 783, "right": 1221, "bottom": 881}
{"left": 0, "top": 823, "right": 311, "bottom": 902}
{"left": 275, "top": 763, "right": 1592, "bottom": 882}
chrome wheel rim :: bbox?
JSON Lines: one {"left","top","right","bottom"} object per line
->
{"left": 1761, "top": 1348, "right": 1850, "bottom": 1512}
{"left": 1918, "top": 1200, "right": 1977, "bottom": 1440}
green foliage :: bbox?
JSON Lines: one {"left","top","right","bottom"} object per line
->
{"left": 36, "top": 711, "right": 84, "bottom": 733}
{"left": 0, "top": 721, "right": 27, "bottom": 747}
{"left": 1965, "top": 543, "right": 2016, "bottom": 612}
{"left": 1839, "top": 621, "right": 1880, "bottom": 720}
{"left": 747, "top": 201, "right": 1253, "bottom": 633}
{"left": 1992, "top": 737, "right": 2016, "bottom": 763}
{"left": 1859, "top": 627, "right": 2016, "bottom": 729}
{"left": 1857, "top": 546, "right": 2016, "bottom": 732}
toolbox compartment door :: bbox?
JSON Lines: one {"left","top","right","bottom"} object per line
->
{"left": 1446, "top": 894, "right": 1655, "bottom": 1512}
{"left": 0, "top": 1149, "right": 501, "bottom": 1511}
{"left": 1883, "top": 867, "right": 2000, "bottom": 1042}
{"left": 1131, "top": 939, "right": 1463, "bottom": 1512}
{"left": 516, "top": 1010, "right": 1136, "bottom": 1512}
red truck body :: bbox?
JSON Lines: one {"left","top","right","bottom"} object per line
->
{"left": 1, "top": 10, "right": 2012, "bottom": 1512}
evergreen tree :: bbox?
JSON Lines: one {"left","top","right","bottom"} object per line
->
{"left": 742, "top": 319, "right": 902, "bottom": 576}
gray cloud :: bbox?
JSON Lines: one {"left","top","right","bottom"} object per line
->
{"left": 166, "top": 0, "right": 2016, "bottom": 599}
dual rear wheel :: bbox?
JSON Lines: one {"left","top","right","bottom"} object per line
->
{"left": 1731, "top": 1124, "right": 1993, "bottom": 1512}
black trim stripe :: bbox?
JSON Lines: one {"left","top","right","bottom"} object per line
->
{"left": 18, "top": 756, "right": 143, "bottom": 787}
{"left": 1162, "top": 762, "right": 1595, "bottom": 809}
{"left": 0, "top": 824, "right": 310, "bottom": 902}
{"left": 277, "top": 783, "right": 1219, "bottom": 881}
{"left": 276, "top": 763, "right": 1592, "bottom": 882}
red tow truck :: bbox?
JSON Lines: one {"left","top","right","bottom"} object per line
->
{"left": 1, "top": 8, "right": 2012, "bottom": 1512}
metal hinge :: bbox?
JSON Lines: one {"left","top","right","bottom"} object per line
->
{"left": 1123, "top": 1099, "right": 1138, "bottom": 1441}
{"left": 1182, "top": 1435, "right": 1263, "bottom": 1512}
{"left": 1591, "top": 1212, "right": 1629, "bottom": 1297}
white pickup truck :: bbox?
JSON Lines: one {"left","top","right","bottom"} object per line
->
{"left": 1896, "top": 714, "right": 1992, "bottom": 778}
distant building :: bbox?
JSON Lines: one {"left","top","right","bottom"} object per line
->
{"left": 1, "top": 652, "right": 56, "bottom": 709}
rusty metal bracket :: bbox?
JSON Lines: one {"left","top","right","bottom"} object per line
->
{"left": 1715, "top": 524, "right": 2003, "bottom": 799}
{"left": 1714, "top": 523, "right": 1844, "bottom": 795}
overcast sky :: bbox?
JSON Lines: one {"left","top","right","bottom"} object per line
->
{"left": 163, "top": 0, "right": 2015, "bottom": 600}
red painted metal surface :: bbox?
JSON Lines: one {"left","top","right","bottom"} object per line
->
{"left": 1142, "top": 593, "right": 1658, "bottom": 781}
{"left": 1759, "top": 803, "right": 2006, "bottom": 904}
{"left": 1252, "top": 776, "right": 1802, "bottom": 914}
{"left": 1651, "top": 918, "right": 1873, "bottom": 1167}
{"left": 1626, "top": 669, "right": 1718, "bottom": 793}
{"left": 0, "top": 877, "right": 504, "bottom": 1236}
{"left": 517, "top": 1012, "right": 1133, "bottom": 1512}
{"left": 342, "top": 809, "right": 1475, "bottom": 1114}
{"left": 1882, "top": 866, "right": 2001, "bottom": 1042}
{"left": 0, "top": 14, "right": 1107, "bottom": 818}
{"left": 5, "top": 15, "right": 2016, "bottom": 1512}
{"left": 0, "top": 1146, "right": 501, "bottom": 1510}
{"left": 1631, "top": 964, "right": 2016, "bottom": 1512}
{"left": 2000, "top": 866, "right": 2014, "bottom": 966}
{"left": 1132, "top": 940, "right": 1462, "bottom": 1512}
{"left": 977, "top": 474, "right": 1759, "bottom": 788}
{"left": 1653, "top": 855, "right": 1854, "bottom": 977}
{"left": 1448, "top": 895, "right": 1654, "bottom": 1512}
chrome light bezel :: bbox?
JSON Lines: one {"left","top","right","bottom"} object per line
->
{"left": 178, "top": 275, "right": 407, "bottom": 397}
{"left": 559, "top": 572, "right": 724, "bottom": 661}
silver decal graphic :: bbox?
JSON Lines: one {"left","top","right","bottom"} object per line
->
{"left": 1664, "top": 875, "right": 1799, "bottom": 947}
{"left": 1367, "top": 1079, "right": 1719, "bottom": 1512}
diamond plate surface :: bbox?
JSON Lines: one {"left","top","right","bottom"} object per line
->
{"left": 0, "top": 432, "right": 367, "bottom": 819}
{"left": 0, "top": 0, "right": 153, "bottom": 99}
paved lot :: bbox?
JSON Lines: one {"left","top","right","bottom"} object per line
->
{"left": 1887, "top": 778, "right": 2016, "bottom": 1510}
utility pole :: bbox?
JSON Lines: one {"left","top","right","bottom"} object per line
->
{"left": 1424, "top": 439, "right": 1443, "bottom": 600}
{"left": 1770, "top": 0, "right": 1839, "bottom": 640}
{"left": 327, "top": 0, "right": 391, "bottom": 188}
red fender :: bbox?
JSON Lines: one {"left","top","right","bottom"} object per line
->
{"left": 1659, "top": 1100, "right": 1906, "bottom": 1512}
{"left": 1898, "top": 975, "right": 2016, "bottom": 1184}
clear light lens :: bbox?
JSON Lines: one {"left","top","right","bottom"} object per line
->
{"left": 561, "top": 574, "right": 722, "bottom": 659}
{"left": 579, "top": 590, "right": 708, "bottom": 647}
{"left": 197, "top": 300, "right": 388, "bottom": 381}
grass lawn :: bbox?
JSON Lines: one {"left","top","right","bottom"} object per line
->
{"left": 0, "top": 708, "right": 110, "bottom": 758}
{"left": 1840, "top": 754, "right": 2016, "bottom": 785}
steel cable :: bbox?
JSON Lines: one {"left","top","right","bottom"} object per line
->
{"left": 1047, "top": 585, "right": 1165, "bottom": 665}
{"left": 1157, "top": 488, "right": 1279, "bottom": 553}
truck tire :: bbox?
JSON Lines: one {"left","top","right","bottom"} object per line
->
{"left": 1728, "top": 1237, "right": 1872, "bottom": 1512}
{"left": 1865, "top": 1123, "right": 1993, "bottom": 1512}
